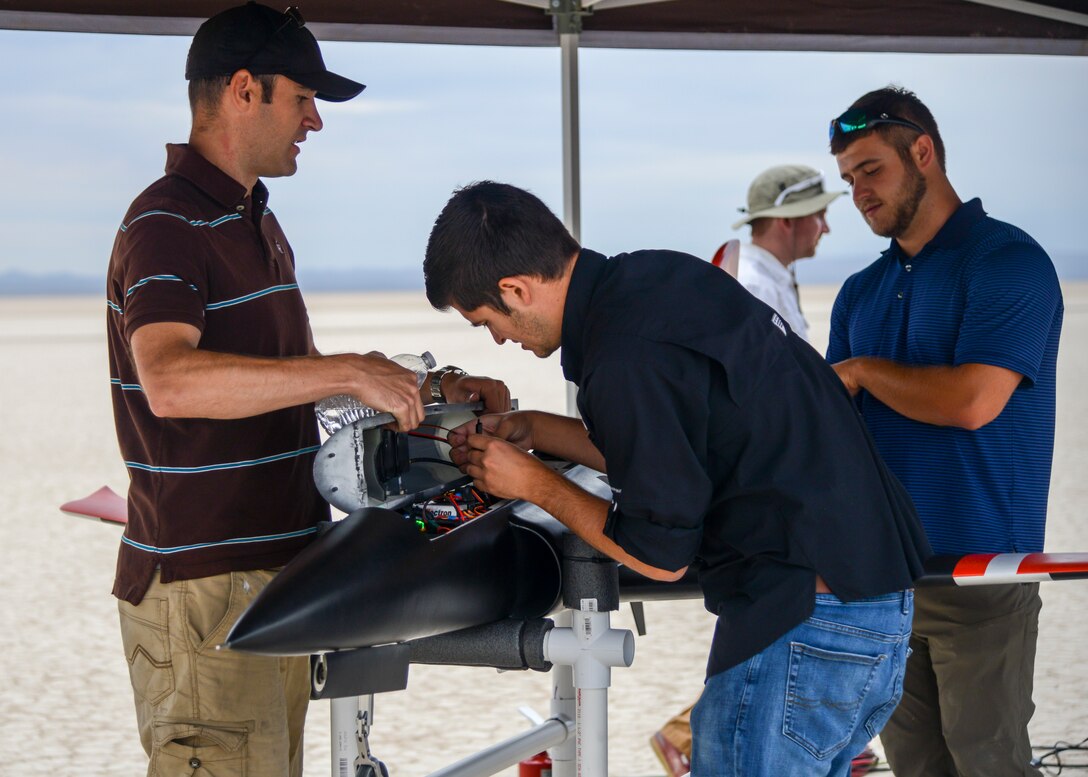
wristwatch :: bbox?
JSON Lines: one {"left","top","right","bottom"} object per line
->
{"left": 429, "top": 366, "right": 466, "bottom": 403}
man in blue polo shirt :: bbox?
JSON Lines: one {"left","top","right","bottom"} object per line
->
{"left": 828, "top": 86, "right": 1064, "bottom": 777}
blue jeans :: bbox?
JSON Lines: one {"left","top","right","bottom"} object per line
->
{"left": 691, "top": 590, "right": 913, "bottom": 777}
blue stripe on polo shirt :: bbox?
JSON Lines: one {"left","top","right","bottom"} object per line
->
{"left": 206, "top": 284, "right": 299, "bottom": 311}
{"left": 125, "top": 275, "right": 200, "bottom": 298}
{"left": 107, "top": 299, "right": 124, "bottom": 315}
{"left": 119, "top": 210, "right": 243, "bottom": 232}
{"left": 125, "top": 444, "right": 321, "bottom": 474}
{"left": 121, "top": 526, "right": 318, "bottom": 555}
{"left": 110, "top": 378, "right": 143, "bottom": 392}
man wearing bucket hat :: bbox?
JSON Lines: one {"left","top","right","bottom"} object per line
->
{"left": 726, "top": 164, "right": 842, "bottom": 343}
{"left": 106, "top": 5, "right": 508, "bottom": 775}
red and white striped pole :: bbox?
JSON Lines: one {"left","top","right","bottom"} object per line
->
{"left": 920, "top": 553, "right": 1088, "bottom": 586}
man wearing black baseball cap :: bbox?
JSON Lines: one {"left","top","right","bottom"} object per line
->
{"left": 106, "top": 5, "right": 508, "bottom": 776}
{"left": 185, "top": 2, "right": 364, "bottom": 102}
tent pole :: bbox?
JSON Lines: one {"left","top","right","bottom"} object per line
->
{"left": 558, "top": 1, "right": 583, "bottom": 416}
{"left": 560, "top": 29, "right": 581, "bottom": 242}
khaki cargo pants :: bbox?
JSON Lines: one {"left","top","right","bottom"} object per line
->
{"left": 118, "top": 569, "right": 310, "bottom": 777}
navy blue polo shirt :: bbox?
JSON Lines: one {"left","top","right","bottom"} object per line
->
{"left": 828, "top": 199, "right": 1063, "bottom": 555}
{"left": 561, "top": 248, "right": 930, "bottom": 676}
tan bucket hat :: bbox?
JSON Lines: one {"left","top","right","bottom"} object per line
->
{"left": 731, "top": 164, "right": 844, "bottom": 229}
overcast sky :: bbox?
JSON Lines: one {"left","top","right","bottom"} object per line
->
{"left": 0, "top": 28, "right": 1085, "bottom": 290}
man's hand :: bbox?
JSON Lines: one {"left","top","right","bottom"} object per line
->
{"left": 448, "top": 411, "right": 536, "bottom": 468}
{"left": 455, "top": 433, "right": 686, "bottom": 583}
{"left": 449, "top": 411, "right": 684, "bottom": 583}
{"left": 339, "top": 352, "right": 425, "bottom": 431}
{"left": 441, "top": 373, "right": 512, "bottom": 414}
{"left": 457, "top": 433, "right": 552, "bottom": 502}
{"left": 831, "top": 358, "right": 862, "bottom": 396}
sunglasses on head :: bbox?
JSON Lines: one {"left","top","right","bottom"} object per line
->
{"left": 828, "top": 109, "right": 925, "bottom": 141}
{"left": 239, "top": 6, "right": 306, "bottom": 73}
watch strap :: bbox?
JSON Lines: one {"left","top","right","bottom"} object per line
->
{"left": 429, "top": 366, "right": 466, "bottom": 403}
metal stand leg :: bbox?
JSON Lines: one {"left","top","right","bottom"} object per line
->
{"left": 331, "top": 696, "right": 362, "bottom": 777}
{"left": 331, "top": 694, "right": 387, "bottom": 777}
{"left": 424, "top": 717, "right": 572, "bottom": 777}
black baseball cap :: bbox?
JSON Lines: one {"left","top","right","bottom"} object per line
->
{"left": 185, "top": 2, "right": 365, "bottom": 102}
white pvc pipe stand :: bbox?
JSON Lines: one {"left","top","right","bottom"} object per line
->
{"left": 544, "top": 599, "right": 635, "bottom": 776}
{"left": 550, "top": 611, "right": 577, "bottom": 777}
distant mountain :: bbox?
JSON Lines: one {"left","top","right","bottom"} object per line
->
{"left": 295, "top": 266, "right": 424, "bottom": 292}
{"left": 0, "top": 270, "right": 105, "bottom": 296}
{"left": 2, "top": 255, "right": 1083, "bottom": 296}
{"left": 0, "top": 267, "right": 425, "bottom": 296}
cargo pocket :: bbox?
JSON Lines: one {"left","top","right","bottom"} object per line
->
{"left": 151, "top": 719, "right": 250, "bottom": 777}
{"left": 185, "top": 572, "right": 251, "bottom": 652}
{"left": 119, "top": 597, "right": 175, "bottom": 707}
{"left": 782, "top": 642, "right": 883, "bottom": 760}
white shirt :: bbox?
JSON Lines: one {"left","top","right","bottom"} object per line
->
{"left": 735, "top": 242, "right": 809, "bottom": 342}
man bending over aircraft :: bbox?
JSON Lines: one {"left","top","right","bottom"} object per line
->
{"left": 423, "top": 180, "right": 931, "bottom": 777}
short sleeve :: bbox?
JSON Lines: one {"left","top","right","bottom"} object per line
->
{"left": 583, "top": 338, "right": 712, "bottom": 571}
{"left": 826, "top": 283, "right": 854, "bottom": 365}
{"left": 955, "top": 243, "right": 1061, "bottom": 386}
{"left": 112, "top": 212, "right": 209, "bottom": 341}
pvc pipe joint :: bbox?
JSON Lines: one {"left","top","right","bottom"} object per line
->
{"left": 543, "top": 605, "right": 634, "bottom": 689}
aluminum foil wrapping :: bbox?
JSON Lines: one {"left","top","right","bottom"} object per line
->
{"left": 314, "top": 351, "right": 436, "bottom": 436}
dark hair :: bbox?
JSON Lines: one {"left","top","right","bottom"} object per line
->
{"left": 188, "top": 72, "right": 277, "bottom": 116}
{"left": 424, "top": 181, "right": 580, "bottom": 313}
{"left": 830, "top": 85, "right": 946, "bottom": 173}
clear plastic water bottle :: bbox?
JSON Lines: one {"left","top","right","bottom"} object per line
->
{"left": 315, "top": 351, "right": 437, "bottom": 435}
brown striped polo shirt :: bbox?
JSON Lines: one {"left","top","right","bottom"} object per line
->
{"left": 106, "top": 143, "right": 329, "bottom": 605}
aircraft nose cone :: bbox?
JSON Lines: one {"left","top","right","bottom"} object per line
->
{"left": 225, "top": 505, "right": 561, "bottom": 656}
